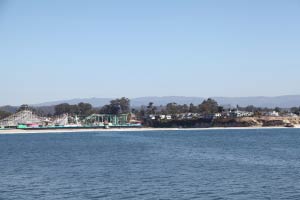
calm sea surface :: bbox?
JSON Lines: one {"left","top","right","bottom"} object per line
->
{"left": 1, "top": 129, "right": 300, "bottom": 200}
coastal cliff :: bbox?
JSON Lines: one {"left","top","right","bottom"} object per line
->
{"left": 212, "top": 116, "right": 300, "bottom": 127}
{"left": 149, "top": 117, "right": 300, "bottom": 128}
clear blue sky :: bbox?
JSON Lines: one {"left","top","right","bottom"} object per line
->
{"left": 0, "top": 0, "right": 300, "bottom": 105}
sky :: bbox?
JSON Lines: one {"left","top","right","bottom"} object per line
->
{"left": 0, "top": 0, "right": 300, "bottom": 105}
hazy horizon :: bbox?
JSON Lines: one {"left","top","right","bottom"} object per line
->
{"left": 1, "top": 94, "right": 300, "bottom": 108}
{"left": 1, "top": 0, "right": 300, "bottom": 105}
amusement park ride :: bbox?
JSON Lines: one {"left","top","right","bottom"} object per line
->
{"left": 0, "top": 107, "right": 141, "bottom": 129}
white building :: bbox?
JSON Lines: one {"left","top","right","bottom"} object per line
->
{"left": 266, "top": 111, "right": 280, "bottom": 117}
{"left": 166, "top": 115, "right": 172, "bottom": 120}
{"left": 230, "top": 110, "right": 254, "bottom": 118}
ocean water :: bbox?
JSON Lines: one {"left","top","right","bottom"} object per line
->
{"left": 1, "top": 129, "right": 300, "bottom": 200}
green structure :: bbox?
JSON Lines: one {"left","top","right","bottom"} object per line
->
{"left": 17, "top": 124, "right": 28, "bottom": 129}
{"left": 84, "top": 114, "right": 129, "bottom": 126}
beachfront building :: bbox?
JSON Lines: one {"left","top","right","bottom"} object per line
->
{"left": 166, "top": 115, "right": 172, "bottom": 120}
{"left": 147, "top": 114, "right": 173, "bottom": 120}
{"left": 229, "top": 110, "right": 254, "bottom": 118}
{"left": 265, "top": 111, "right": 280, "bottom": 117}
{"left": 149, "top": 115, "right": 156, "bottom": 120}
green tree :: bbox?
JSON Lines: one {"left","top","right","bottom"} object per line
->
{"left": 166, "top": 102, "right": 179, "bottom": 115}
{"left": 0, "top": 110, "right": 11, "bottom": 120}
{"left": 100, "top": 97, "right": 130, "bottom": 114}
{"left": 198, "top": 98, "right": 219, "bottom": 114}
{"left": 54, "top": 103, "right": 71, "bottom": 115}
{"left": 78, "top": 102, "right": 92, "bottom": 116}
{"left": 146, "top": 102, "right": 157, "bottom": 115}
{"left": 290, "top": 107, "right": 300, "bottom": 115}
{"left": 245, "top": 105, "right": 256, "bottom": 112}
{"left": 70, "top": 105, "right": 79, "bottom": 115}
{"left": 189, "top": 103, "right": 198, "bottom": 113}
{"left": 118, "top": 97, "right": 130, "bottom": 113}
{"left": 17, "top": 104, "right": 30, "bottom": 112}
{"left": 218, "top": 106, "right": 224, "bottom": 113}
{"left": 274, "top": 107, "right": 281, "bottom": 113}
{"left": 99, "top": 105, "right": 112, "bottom": 114}
{"left": 181, "top": 104, "right": 189, "bottom": 113}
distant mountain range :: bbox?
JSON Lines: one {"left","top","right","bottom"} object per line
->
{"left": 34, "top": 98, "right": 112, "bottom": 108}
{"left": 32, "top": 95, "right": 300, "bottom": 108}
{"left": 1, "top": 95, "right": 300, "bottom": 114}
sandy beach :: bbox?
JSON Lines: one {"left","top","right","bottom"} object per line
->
{"left": 0, "top": 126, "right": 298, "bottom": 135}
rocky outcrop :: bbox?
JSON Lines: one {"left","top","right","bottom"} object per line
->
{"left": 214, "top": 116, "right": 300, "bottom": 128}
{"left": 212, "top": 117, "right": 262, "bottom": 127}
{"left": 146, "top": 116, "right": 300, "bottom": 128}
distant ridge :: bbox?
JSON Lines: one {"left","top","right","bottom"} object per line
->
{"left": 31, "top": 95, "right": 300, "bottom": 108}
{"left": 213, "top": 95, "right": 300, "bottom": 108}
{"left": 131, "top": 96, "right": 205, "bottom": 107}
{"left": 34, "top": 97, "right": 112, "bottom": 107}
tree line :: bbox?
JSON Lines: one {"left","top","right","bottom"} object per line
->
{"left": 1, "top": 97, "right": 300, "bottom": 120}
{"left": 53, "top": 98, "right": 221, "bottom": 117}
{"left": 137, "top": 98, "right": 222, "bottom": 116}
{"left": 54, "top": 97, "right": 130, "bottom": 116}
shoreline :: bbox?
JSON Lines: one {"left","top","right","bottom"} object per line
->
{"left": 0, "top": 126, "right": 299, "bottom": 135}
